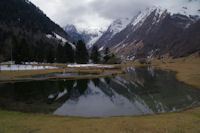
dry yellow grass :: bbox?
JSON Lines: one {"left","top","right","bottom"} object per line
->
{"left": 0, "top": 66, "right": 124, "bottom": 82}
{"left": 0, "top": 69, "right": 63, "bottom": 80}
{"left": 0, "top": 107, "right": 200, "bottom": 133}
{"left": 151, "top": 53, "right": 200, "bottom": 88}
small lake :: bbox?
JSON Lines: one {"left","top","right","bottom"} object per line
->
{"left": 0, "top": 67, "right": 199, "bottom": 117}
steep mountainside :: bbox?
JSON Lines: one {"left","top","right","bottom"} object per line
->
{"left": 94, "top": 18, "right": 131, "bottom": 50}
{"left": 94, "top": 6, "right": 200, "bottom": 59}
{"left": 63, "top": 24, "right": 83, "bottom": 43}
{"left": 64, "top": 24, "right": 104, "bottom": 48}
{"left": 0, "top": 0, "right": 73, "bottom": 62}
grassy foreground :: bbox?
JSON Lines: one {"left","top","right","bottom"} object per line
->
{"left": 0, "top": 107, "right": 199, "bottom": 133}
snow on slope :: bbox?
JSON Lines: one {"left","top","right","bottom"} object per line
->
{"left": 87, "top": 31, "right": 103, "bottom": 48}
{"left": 109, "top": 18, "right": 131, "bottom": 37}
{"left": 131, "top": 4, "right": 200, "bottom": 28}
{"left": 46, "top": 33, "right": 76, "bottom": 49}
{"left": 131, "top": 6, "right": 167, "bottom": 28}
{"left": 25, "top": 0, "right": 31, "bottom": 4}
{"left": 64, "top": 24, "right": 105, "bottom": 48}
{"left": 78, "top": 27, "right": 105, "bottom": 48}
{"left": 154, "top": 0, "right": 200, "bottom": 17}
{"left": 0, "top": 65, "right": 57, "bottom": 71}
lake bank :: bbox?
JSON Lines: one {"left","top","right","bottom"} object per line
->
{"left": 129, "top": 53, "right": 200, "bottom": 88}
{"left": 0, "top": 65, "right": 124, "bottom": 83}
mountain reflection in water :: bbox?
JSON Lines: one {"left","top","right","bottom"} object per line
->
{"left": 0, "top": 67, "right": 199, "bottom": 117}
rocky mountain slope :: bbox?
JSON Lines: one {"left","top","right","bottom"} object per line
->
{"left": 94, "top": 6, "right": 200, "bottom": 59}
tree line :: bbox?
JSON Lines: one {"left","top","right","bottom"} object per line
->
{"left": 2, "top": 37, "right": 112, "bottom": 64}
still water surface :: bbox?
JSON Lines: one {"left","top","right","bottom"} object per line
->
{"left": 0, "top": 67, "right": 199, "bottom": 117}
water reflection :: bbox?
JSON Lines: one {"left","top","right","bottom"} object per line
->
{"left": 0, "top": 67, "right": 199, "bottom": 117}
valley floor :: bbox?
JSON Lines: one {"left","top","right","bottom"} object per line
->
{"left": 0, "top": 54, "right": 200, "bottom": 133}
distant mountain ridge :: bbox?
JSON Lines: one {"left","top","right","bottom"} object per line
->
{"left": 64, "top": 24, "right": 104, "bottom": 48}
{"left": 94, "top": 6, "right": 200, "bottom": 59}
{"left": 63, "top": 24, "right": 83, "bottom": 43}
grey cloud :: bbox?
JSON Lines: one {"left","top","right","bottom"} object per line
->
{"left": 30, "top": 0, "right": 200, "bottom": 29}
{"left": 90, "top": 0, "right": 152, "bottom": 19}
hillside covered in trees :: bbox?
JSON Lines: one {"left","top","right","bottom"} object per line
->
{"left": 0, "top": 0, "right": 73, "bottom": 63}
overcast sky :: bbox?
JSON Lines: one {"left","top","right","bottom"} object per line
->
{"left": 30, "top": 0, "right": 200, "bottom": 30}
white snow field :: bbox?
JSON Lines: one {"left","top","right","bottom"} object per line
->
{"left": 67, "top": 64, "right": 115, "bottom": 68}
{"left": 0, "top": 65, "right": 57, "bottom": 71}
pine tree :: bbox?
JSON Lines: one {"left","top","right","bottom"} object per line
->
{"left": 56, "top": 43, "right": 64, "bottom": 63}
{"left": 64, "top": 42, "right": 74, "bottom": 63}
{"left": 20, "top": 38, "right": 30, "bottom": 63}
{"left": 91, "top": 46, "right": 100, "bottom": 63}
{"left": 75, "top": 40, "right": 89, "bottom": 64}
{"left": 46, "top": 46, "right": 55, "bottom": 63}
{"left": 12, "top": 36, "right": 21, "bottom": 64}
{"left": 104, "top": 47, "right": 111, "bottom": 63}
{"left": 12, "top": 37, "right": 31, "bottom": 64}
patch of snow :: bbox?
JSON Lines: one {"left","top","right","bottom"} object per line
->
{"left": 67, "top": 64, "right": 115, "bottom": 68}
{"left": 99, "top": 46, "right": 104, "bottom": 51}
{"left": 46, "top": 33, "right": 76, "bottom": 49}
{"left": 46, "top": 34, "right": 53, "bottom": 39}
{"left": 0, "top": 65, "right": 57, "bottom": 71}
{"left": 25, "top": 0, "right": 31, "bottom": 4}
{"left": 53, "top": 32, "right": 67, "bottom": 43}
{"left": 126, "top": 56, "right": 135, "bottom": 61}
{"left": 25, "top": 62, "right": 38, "bottom": 65}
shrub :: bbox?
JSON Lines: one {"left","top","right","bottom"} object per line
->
{"left": 139, "top": 58, "right": 147, "bottom": 64}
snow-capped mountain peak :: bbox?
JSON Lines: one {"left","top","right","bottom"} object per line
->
{"left": 155, "top": 0, "right": 200, "bottom": 17}
{"left": 64, "top": 24, "right": 105, "bottom": 48}
{"left": 108, "top": 18, "right": 131, "bottom": 37}
{"left": 130, "top": 5, "right": 199, "bottom": 31}
{"left": 93, "top": 4, "right": 200, "bottom": 58}
{"left": 131, "top": 6, "right": 167, "bottom": 27}
{"left": 64, "top": 24, "right": 78, "bottom": 33}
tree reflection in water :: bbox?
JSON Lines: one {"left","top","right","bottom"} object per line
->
{"left": 0, "top": 67, "right": 200, "bottom": 117}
